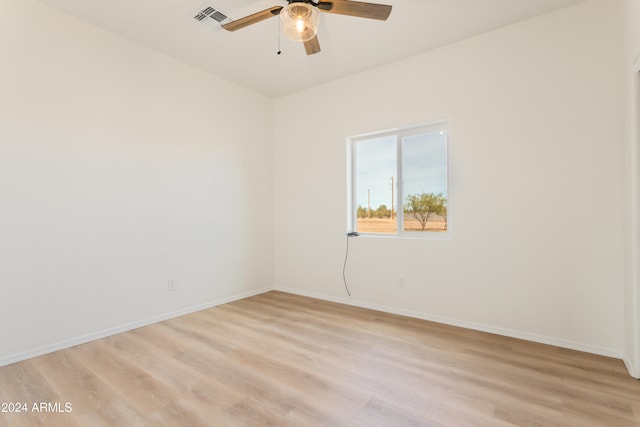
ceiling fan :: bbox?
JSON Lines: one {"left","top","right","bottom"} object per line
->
{"left": 221, "top": 0, "right": 392, "bottom": 55}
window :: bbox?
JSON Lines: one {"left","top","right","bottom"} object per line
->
{"left": 347, "top": 122, "right": 450, "bottom": 237}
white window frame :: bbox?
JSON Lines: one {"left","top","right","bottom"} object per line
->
{"left": 347, "top": 121, "right": 451, "bottom": 239}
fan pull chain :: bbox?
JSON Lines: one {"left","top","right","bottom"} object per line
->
{"left": 277, "top": 16, "right": 282, "bottom": 55}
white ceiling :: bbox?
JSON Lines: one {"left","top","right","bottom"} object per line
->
{"left": 36, "top": 0, "right": 586, "bottom": 98}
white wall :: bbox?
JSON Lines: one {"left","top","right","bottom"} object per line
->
{"left": 623, "top": 0, "right": 640, "bottom": 377}
{"left": 626, "top": 0, "right": 640, "bottom": 61}
{"left": 274, "top": 0, "right": 627, "bottom": 357}
{"left": 0, "top": 0, "right": 273, "bottom": 364}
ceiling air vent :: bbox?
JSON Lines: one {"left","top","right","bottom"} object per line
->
{"left": 193, "top": 4, "right": 230, "bottom": 29}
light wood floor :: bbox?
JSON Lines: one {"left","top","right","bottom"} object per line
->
{"left": 1, "top": 291, "right": 639, "bottom": 427}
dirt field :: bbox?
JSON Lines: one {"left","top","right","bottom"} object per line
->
{"left": 357, "top": 217, "right": 447, "bottom": 234}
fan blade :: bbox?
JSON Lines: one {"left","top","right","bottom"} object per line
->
{"left": 222, "top": 6, "right": 283, "bottom": 32}
{"left": 304, "top": 35, "right": 321, "bottom": 55}
{"left": 317, "top": 2, "right": 333, "bottom": 10}
{"left": 319, "top": 0, "right": 391, "bottom": 21}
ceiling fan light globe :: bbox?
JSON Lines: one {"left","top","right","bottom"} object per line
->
{"left": 281, "top": 3, "right": 319, "bottom": 42}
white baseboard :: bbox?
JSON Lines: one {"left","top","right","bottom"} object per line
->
{"left": 274, "top": 286, "right": 624, "bottom": 361}
{"left": 0, "top": 287, "right": 273, "bottom": 368}
{"left": 623, "top": 354, "right": 640, "bottom": 379}
{"left": 4, "top": 285, "right": 631, "bottom": 378}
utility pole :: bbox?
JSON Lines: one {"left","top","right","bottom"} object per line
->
{"left": 367, "top": 188, "right": 371, "bottom": 218}
{"left": 390, "top": 176, "right": 395, "bottom": 219}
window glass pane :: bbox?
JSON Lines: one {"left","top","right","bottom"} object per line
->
{"left": 401, "top": 131, "right": 448, "bottom": 232}
{"left": 355, "top": 136, "right": 397, "bottom": 234}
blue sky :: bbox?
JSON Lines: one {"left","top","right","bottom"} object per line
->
{"left": 356, "top": 132, "right": 447, "bottom": 210}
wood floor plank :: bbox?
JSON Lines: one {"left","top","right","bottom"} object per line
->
{"left": 355, "top": 396, "right": 440, "bottom": 427}
{"left": 29, "top": 349, "right": 145, "bottom": 426}
{"left": 424, "top": 391, "right": 512, "bottom": 427}
{"left": 1, "top": 290, "right": 639, "bottom": 426}
{"left": 103, "top": 331, "right": 245, "bottom": 411}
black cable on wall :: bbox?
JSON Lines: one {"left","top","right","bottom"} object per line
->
{"left": 342, "top": 232, "right": 359, "bottom": 297}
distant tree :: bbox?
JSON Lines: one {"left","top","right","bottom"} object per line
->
{"left": 404, "top": 193, "right": 447, "bottom": 231}
{"left": 441, "top": 205, "right": 448, "bottom": 229}
{"left": 357, "top": 206, "right": 368, "bottom": 219}
{"left": 374, "top": 205, "right": 389, "bottom": 218}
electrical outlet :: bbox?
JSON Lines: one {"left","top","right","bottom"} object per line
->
{"left": 168, "top": 279, "right": 177, "bottom": 292}
{"left": 399, "top": 278, "right": 406, "bottom": 289}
